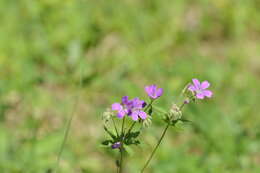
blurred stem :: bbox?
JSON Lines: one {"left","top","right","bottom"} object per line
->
{"left": 140, "top": 101, "right": 187, "bottom": 173}
{"left": 119, "top": 147, "right": 124, "bottom": 173}
{"left": 54, "top": 66, "right": 83, "bottom": 173}
{"left": 54, "top": 95, "right": 79, "bottom": 173}
{"left": 140, "top": 123, "right": 170, "bottom": 173}
{"left": 112, "top": 117, "right": 119, "bottom": 137}
{"left": 121, "top": 116, "right": 125, "bottom": 135}
{"left": 118, "top": 116, "right": 126, "bottom": 173}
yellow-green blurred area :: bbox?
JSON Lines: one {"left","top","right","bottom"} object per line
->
{"left": 0, "top": 0, "right": 260, "bottom": 172}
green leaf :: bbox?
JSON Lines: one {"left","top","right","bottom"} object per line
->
{"left": 101, "top": 140, "right": 113, "bottom": 146}
{"left": 180, "top": 118, "right": 192, "bottom": 123}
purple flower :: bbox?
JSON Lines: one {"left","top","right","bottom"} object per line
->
{"left": 111, "top": 96, "right": 131, "bottom": 119}
{"left": 111, "top": 142, "right": 121, "bottom": 149}
{"left": 112, "top": 96, "right": 147, "bottom": 121}
{"left": 188, "top": 79, "right": 213, "bottom": 99}
{"left": 145, "top": 85, "right": 163, "bottom": 99}
{"left": 129, "top": 98, "right": 147, "bottom": 121}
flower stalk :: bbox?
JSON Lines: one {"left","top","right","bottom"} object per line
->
{"left": 140, "top": 101, "right": 186, "bottom": 173}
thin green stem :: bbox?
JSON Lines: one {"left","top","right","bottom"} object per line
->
{"left": 141, "top": 123, "right": 170, "bottom": 173}
{"left": 54, "top": 96, "right": 79, "bottom": 173}
{"left": 118, "top": 116, "right": 126, "bottom": 173}
{"left": 140, "top": 101, "right": 187, "bottom": 173}
{"left": 54, "top": 65, "right": 83, "bottom": 173}
{"left": 112, "top": 117, "right": 119, "bottom": 137}
{"left": 121, "top": 117, "right": 125, "bottom": 135}
{"left": 126, "top": 122, "right": 136, "bottom": 136}
{"left": 119, "top": 147, "right": 124, "bottom": 173}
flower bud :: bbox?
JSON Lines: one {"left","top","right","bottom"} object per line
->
{"left": 169, "top": 104, "right": 182, "bottom": 121}
{"left": 111, "top": 142, "right": 121, "bottom": 149}
{"left": 143, "top": 115, "right": 152, "bottom": 128}
{"left": 102, "top": 108, "right": 113, "bottom": 125}
{"left": 184, "top": 99, "right": 190, "bottom": 104}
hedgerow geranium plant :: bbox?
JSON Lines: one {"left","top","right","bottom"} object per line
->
{"left": 102, "top": 79, "right": 213, "bottom": 173}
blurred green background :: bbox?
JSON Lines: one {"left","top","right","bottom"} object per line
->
{"left": 1, "top": 0, "right": 260, "bottom": 172}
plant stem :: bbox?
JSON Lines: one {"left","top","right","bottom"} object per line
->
{"left": 140, "top": 101, "right": 187, "bottom": 173}
{"left": 119, "top": 147, "right": 124, "bottom": 173}
{"left": 121, "top": 117, "right": 125, "bottom": 135}
{"left": 140, "top": 123, "right": 170, "bottom": 173}
{"left": 54, "top": 95, "right": 79, "bottom": 173}
{"left": 112, "top": 117, "right": 119, "bottom": 137}
{"left": 54, "top": 65, "right": 83, "bottom": 173}
{"left": 118, "top": 116, "right": 126, "bottom": 173}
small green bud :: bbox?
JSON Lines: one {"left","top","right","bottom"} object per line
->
{"left": 143, "top": 115, "right": 152, "bottom": 128}
{"left": 169, "top": 104, "right": 182, "bottom": 121}
{"left": 102, "top": 108, "right": 113, "bottom": 125}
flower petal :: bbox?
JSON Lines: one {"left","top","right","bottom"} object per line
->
{"left": 192, "top": 78, "right": 200, "bottom": 89}
{"left": 117, "top": 110, "right": 126, "bottom": 118}
{"left": 112, "top": 103, "right": 122, "bottom": 111}
{"left": 196, "top": 93, "right": 205, "bottom": 99}
{"left": 139, "top": 111, "right": 147, "bottom": 120}
{"left": 145, "top": 86, "right": 151, "bottom": 95}
{"left": 145, "top": 85, "right": 157, "bottom": 98}
{"left": 122, "top": 96, "right": 129, "bottom": 105}
{"left": 203, "top": 90, "right": 213, "bottom": 98}
{"left": 131, "top": 111, "right": 139, "bottom": 121}
{"left": 201, "top": 81, "right": 210, "bottom": 89}
{"left": 188, "top": 84, "right": 196, "bottom": 91}
{"left": 156, "top": 88, "right": 163, "bottom": 97}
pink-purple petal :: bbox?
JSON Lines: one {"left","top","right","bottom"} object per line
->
{"left": 117, "top": 109, "right": 126, "bottom": 118}
{"left": 203, "top": 90, "right": 213, "bottom": 98}
{"left": 192, "top": 78, "right": 200, "bottom": 89}
{"left": 196, "top": 93, "right": 205, "bottom": 99}
{"left": 188, "top": 85, "right": 196, "bottom": 91}
{"left": 156, "top": 88, "right": 163, "bottom": 97}
{"left": 112, "top": 103, "right": 122, "bottom": 111}
{"left": 131, "top": 111, "right": 139, "bottom": 121}
{"left": 121, "top": 96, "right": 129, "bottom": 105}
{"left": 201, "top": 81, "right": 210, "bottom": 89}
{"left": 139, "top": 111, "right": 147, "bottom": 120}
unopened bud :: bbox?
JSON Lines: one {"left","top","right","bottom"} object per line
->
{"left": 184, "top": 99, "right": 190, "bottom": 104}
{"left": 111, "top": 142, "right": 121, "bottom": 149}
{"left": 169, "top": 104, "right": 182, "bottom": 121}
{"left": 143, "top": 115, "right": 152, "bottom": 128}
{"left": 102, "top": 108, "right": 113, "bottom": 125}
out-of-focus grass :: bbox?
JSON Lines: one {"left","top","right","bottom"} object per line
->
{"left": 0, "top": 0, "right": 260, "bottom": 172}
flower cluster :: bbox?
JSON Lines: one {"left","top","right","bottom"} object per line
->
{"left": 102, "top": 79, "right": 213, "bottom": 172}
{"left": 112, "top": 96, "right": 147, "bottom": 121}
